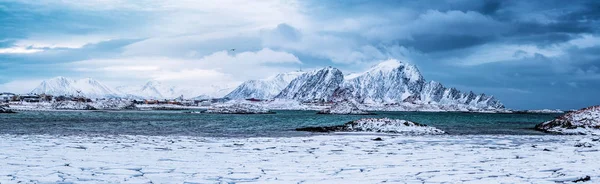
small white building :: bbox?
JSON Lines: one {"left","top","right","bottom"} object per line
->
{"left": 0, "top": 92, "right": 15, "bottom": 102}
{"left": 200, "top": 101, "right": 212, "bottom": 107}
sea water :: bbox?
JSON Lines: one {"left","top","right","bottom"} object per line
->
{"left": 0, "top": 110, "right": 561, "bottom": 137}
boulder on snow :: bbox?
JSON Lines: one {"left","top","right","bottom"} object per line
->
{"left": 317, "top": 100, "right": 374, "bottom": 115}
{"left": 205, "top": 103, "right": 274, "bottom": 114}
{"left": 0, "top": 104, "right": 16, "bottom": 113}
{"left": 296, "top": 118, "right": 445, "bottom": 135}
{"left": 535, "top": 105, "right": 600, "bottom": 135}
{"left": 575, "top": 138, "right": 597, "bottom": 148}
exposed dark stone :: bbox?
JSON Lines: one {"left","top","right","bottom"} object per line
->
{"left": 0, "top": 105, "right": 16, "bottom": 113}
{"left": 573, "top": 176, "right": 591, "bottom": 183}
{"left": 535, "top": 105, "right": 600, "bottom": 135}
{"left": 295, "top": 118, "right": 444, "bottom": 135}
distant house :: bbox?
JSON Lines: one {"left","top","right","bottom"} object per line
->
{"left": 180, "top": 100, "right": 195, "bottom": 106}
{"left": 199, "top": 100, "right": 211, "bottom": 106}
{"left": 211, "top": 97, "right": 230, "bottom": 103}
{"left": 72, "top": 97, "right": 92, "bottom": 102}
{"left": 245, "top": 98, "right": 263, "bottom": 102}
{"left": 55, "top": 95, "right": 71, "bottom": 102}
{"left": 144, "top": 100, "right": 159, "bottom": 104}
{"left": 39, "top": 94, "right": 53, "bottom": 102}
{"left": 0, "top": 92, "right": 15, "bottom": 103}
{"left": 193, "top": 99, "right": 211, "bottom": 106}
{"left": 20, "top": 94, "right": 41, "bottom": 103}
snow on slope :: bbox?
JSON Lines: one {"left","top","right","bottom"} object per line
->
{"left": 275, "top": 67, "right": 344, "bottom": 102}
{"left": 117, "top": 81, "right": 235, "bottom": 100}
{"left": 116, "top": 81, "right": 181, "bottom": 100}
{"left": 420, "top": 81, "right": 503, "bottom": 109}
{"left": 31, "top": 77, "right": 120, "bottom": 98}
{"left": 535, "top": 105, "right": 600, "bottom": 135}
{"left": 342, "top": 59, "right": 426, "bottom": 104}
{"left": 225, "top": 71, "right": 304, "bottom": 99}
{"left": 339, "top": 59, "right": 504, "bottom": 109}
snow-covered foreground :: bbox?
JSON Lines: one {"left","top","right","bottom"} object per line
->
{"left": 1, "top": 134, "right": 598, "bottom": 183}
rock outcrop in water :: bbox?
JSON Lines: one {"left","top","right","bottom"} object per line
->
{"left": 0, "top": 104, "right": 16, "bottom": 113}
{"left": 535, "top": 105, "right": 600, "bottom": 135}
{"left": 296, "top": 118, "right": 445, "bottom": 135}
{"left": 205, "top": 103, "right": 275, "bottom": 114}
{"left": 317, "top": 100, "right": 373, "bottom": 115}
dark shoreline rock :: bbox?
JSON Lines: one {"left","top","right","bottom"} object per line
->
{"left": 0, "top": 105, "right": 16, "bottom": 113}
{"left": 535, "top": 105, "right": 600, "bottom": 135}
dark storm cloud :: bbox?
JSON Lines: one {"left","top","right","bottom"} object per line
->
{"left": 311, "top": 0, "right": 600, "bottom": 53}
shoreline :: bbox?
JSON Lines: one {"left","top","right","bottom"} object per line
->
{"left": 1, "top": 133, "right": 598, "bottom": 183}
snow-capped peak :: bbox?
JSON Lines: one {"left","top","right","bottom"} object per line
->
{"left": 116, "top": 80, "right": 178, "bottom": 100}
{"left": 275, "top": 67, "right": 344, "bottom": 102}
{"left": 226, "top": 71, "right": 306, "bottom": 100}
{"left": 345, "top": 59, "right": 423, "bottom": 82}
{"left": 31, "top": 77, "right": 119, "bottom": 98}
{"left": 369, "top": 59, "right": 402, "bottom": 72}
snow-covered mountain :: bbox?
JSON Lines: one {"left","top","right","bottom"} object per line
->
{"left": 116, "top": 81, "right": 181, "bottom": 100}
{"left": 31, "top": 77, "right": 234, "bottom": 100}
{"left": 342, "top": 59, "right": 426, "bottom": 104}
{"left": 275, "top": 67, "right": 344, "bottom": 102}
{"left": 116, "top": 81, "right": 234, "bottom": 100}
{"left": 31, "top": 77, "right": 120, "bottom": 98}
{"left": 204, "top": 84, "right": 235, "bottom": 99}
{"left": 420, "top": 81, "right": 503, "bottom": 109}
{"left": 225, "top": 71, "right": 305, "bottom": 99}
{"left": 339, "top": 59, "right": 503, "bottom": 109}
{"left": 273, "top": 59, "right": 503, "bottom": 110}
{"left": 28, "top": 59, "right": 504, "bottom": 110}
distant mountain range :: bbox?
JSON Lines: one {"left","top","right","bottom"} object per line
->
{"left": 30, "top": 77, "right": 233, "bottom": 100}
{"left": 233, "top": 59, "right": 502, "bottom": 109}
{"left": 28, "top": 59, "right": 504, "bottom": 110}
{"left": 225, "top": 71, "right": 305, "bottom": 100}
{"left": 31, "top": 77, "right": 120, "bottom": 99}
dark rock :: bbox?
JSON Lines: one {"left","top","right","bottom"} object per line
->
{"left": 573, "top": 176, "right": 591, "bottom": 183}
{"left": 295, "top": 118, "right": 445, "bottom": 135}
{"left": 0, "top": 105, "right": 16, "bottom": 113}
{"left": 535, "top": 105, "right": 600, "bottom": 135}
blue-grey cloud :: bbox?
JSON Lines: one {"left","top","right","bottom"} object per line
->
{"left": 1, "top": 0, "right": 600, "bottom": 110}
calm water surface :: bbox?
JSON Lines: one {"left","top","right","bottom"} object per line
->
{"left": 0, "top": 111, "right": 562, "bottom": 137}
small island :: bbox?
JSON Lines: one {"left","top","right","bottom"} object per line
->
{"left": 297, "top": 118, "right": 445, "bottom": 135}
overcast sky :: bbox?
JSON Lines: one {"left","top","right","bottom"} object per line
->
{"left": 1, "top": 0, "right": 599, "bottom": 110}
